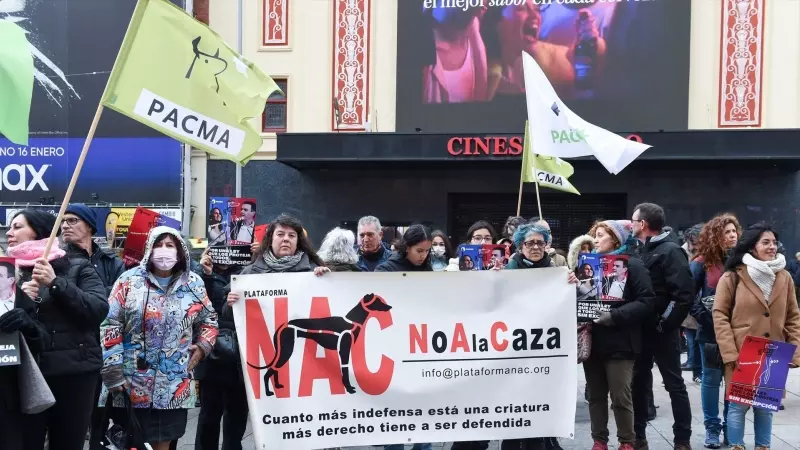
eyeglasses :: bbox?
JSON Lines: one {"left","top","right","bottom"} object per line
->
{"left": 61, "top": 217, "right": 81, "bottom": 227}
{"left": 523, "top": 240, "right": 547, "bottom": 249}
{"left": 471, "top": 236, "right": 493, "bottom": 243}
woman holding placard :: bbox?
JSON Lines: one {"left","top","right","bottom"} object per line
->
{"left": 580, "top": 220, "right": 656, "bottom": 450}
{"left": 713, "top": 223, "right": 800, "bottom": 450}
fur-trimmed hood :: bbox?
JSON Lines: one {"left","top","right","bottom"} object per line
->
{"left": 139, "top": 226, "right": 193, "bottom": 289}
{"left": 568, "top": 235, "right": 594, "bottom": 270}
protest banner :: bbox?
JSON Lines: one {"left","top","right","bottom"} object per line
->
{"left": 0, "top": 256, "right": 20, "bottom": 366}
{"left": 727, "top": 336, "right": 797, "bottom": 411}
{"left": 231, "top": 269, "right": 577, "bottom": 449}
{"left": 575, "top": 253, "right": 628, "bottom": 321}
{"left": 121, "top": 207, "right": 181, "bottom": 267}
{"left": 207, "top": 197, "right": 257, "bottom": 265}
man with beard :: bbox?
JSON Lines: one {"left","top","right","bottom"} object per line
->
{"left": 630, "top": 203, "right": 694, "bottom": 450}
{"left": 356, "top": 216, "right": 392, "bottom": 272}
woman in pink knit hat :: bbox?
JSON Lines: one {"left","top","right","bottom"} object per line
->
{"left": 583, "top": 220, "right": 656, "bottom": 450}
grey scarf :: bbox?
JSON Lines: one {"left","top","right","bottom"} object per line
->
{"left": 263, "top": 250, "right": 304, "bottom": 272}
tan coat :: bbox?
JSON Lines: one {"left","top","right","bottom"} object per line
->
{"left": 713, "top": 266, "right": 800, "bottom": 372}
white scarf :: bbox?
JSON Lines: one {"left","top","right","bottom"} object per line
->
{"left": 742, "top": 253, "right": 786, "bottom": 303}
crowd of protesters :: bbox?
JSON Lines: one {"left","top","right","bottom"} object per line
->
{"left": 1, "top": 202, "right": 799, "bottom": 450}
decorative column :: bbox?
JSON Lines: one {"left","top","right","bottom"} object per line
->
{"left": 332, "top": 0, "right": 371, "bottom": 131}
{"left": 718, "top": 0, "right": 766, "bottom": 127}
{"left": 263, "top": 0, "right": 288, "bottom": 46}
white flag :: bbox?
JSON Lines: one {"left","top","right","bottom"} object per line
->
{"left": 522, "top": 52, "right": 650, "bottom": 174}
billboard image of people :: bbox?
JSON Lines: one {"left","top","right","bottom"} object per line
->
{"left": 0, "top": 0, "right": 183, "bottom": 205}
{"left": 396, "top": 0, "right": 691, "bottom": 133}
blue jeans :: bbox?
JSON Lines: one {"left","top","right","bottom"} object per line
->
{"left": 726, "top": 402, "right": 773, "bottom": 447}
{"left": 384, "top": 444, "right": 433, "bottom": 450}
{"left": 698, "top": 344, "right": 729, "bottom": 431}
{"left": 685, "top": 328, "right": 702, "bottom": 379}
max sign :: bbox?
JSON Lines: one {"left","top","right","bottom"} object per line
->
{"left": 231, "top": 270, "right": 577, "bottom": 449}
{"left": 0, "top": 164, "right": 49, "bottom": 191}
{"left": 446, "top": 134, "right": 644, "bottom": 157}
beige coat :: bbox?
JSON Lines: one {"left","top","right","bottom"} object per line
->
{"left": 713, "top": 266, "right": 800, "bottom": 372}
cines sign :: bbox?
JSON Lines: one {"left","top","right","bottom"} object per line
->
{"left": 446, "top": 134, "right": 644, "bottom": 157}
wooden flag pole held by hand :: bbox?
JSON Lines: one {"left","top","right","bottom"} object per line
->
{"left": 42, "top": 105, "right": 105, "bottom": 258}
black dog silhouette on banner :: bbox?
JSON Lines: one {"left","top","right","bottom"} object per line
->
{"left": 248, "top": 293, "right": 392, "bottom": 396}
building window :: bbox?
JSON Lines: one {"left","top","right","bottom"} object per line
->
{"left": 263, "top": 79, "right": 287, "bottom": 132}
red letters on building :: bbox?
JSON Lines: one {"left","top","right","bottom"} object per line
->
{"left": 447, "top": 136, "right": 524, "bottom": 156}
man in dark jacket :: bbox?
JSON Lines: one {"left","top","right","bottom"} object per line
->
{"left": 356, "top": 216, "right": 391, "bottom": 272}
{"left": 630, "top": 203, "right": 694, "bottom": 450}
{"left": 61, "top": 203, "right": 127, "bottom": 450}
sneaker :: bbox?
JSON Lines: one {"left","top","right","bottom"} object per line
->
{"left": 693, "top": 375, "right": 701, "bottom": 384}
{"left": 675, "top": 443, "right": 692, "bottom": 450}
{"left": 755, "top": 447, "right": 770, "bottom": 450}
{"left": 704, "top": 428, "right": 721, "bottom": 449}
{"left": 592, "top": 441, "right": 609, "bottom": 450}
{"left": 619, "top": 444, "right": 634, "bottom": 450}
{"left": 730, "top": 446, "right": 745, "bottom": 450}
{"left": 634, "top": 439, "right": 649, "bottom": 450}
{"left": 680, "top": 362, "right": 692, "bottom": 371}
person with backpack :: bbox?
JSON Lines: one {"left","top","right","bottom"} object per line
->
{"left": 688, "top": 214, "right": 740, "bottom": 448}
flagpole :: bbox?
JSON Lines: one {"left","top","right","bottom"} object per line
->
{"left": 42, "top": 104, "right": 105, "bottom": 258}
{"left": 531, "top": 153, "right": 544, "bottom": 220}
{"left": 516, "top": 162, "right": 525, "bottom": 217}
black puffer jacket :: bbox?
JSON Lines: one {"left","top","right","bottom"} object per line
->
{"left": 591, "top": 256, "right": 656, "bottom": 359}
{"left": 16, "top": 255, "right": 108, "bottom": 376}
{"left": 637, "top": 231, "right": 694, "bottom": 332}
{"left": 374, "top": 253, "right": 432, "bottom": 272}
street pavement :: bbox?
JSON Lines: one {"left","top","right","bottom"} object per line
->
{"left": 109, "top": 354, "right": 800, "bottom": 450}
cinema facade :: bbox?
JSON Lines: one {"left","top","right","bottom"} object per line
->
{"left": 195, "top": 0, "right": 800, "bottom": 250}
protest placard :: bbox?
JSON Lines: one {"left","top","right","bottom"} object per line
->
{"left": 208, "top": 197, "right": 257, "bottom": 264}
{"left": 575, "top": 253, "right": 628, "bottom": 321}
{"left": 121, "top": 207, "right": 182, "bottom": 267}
{"left": 727, "top": 336, "right": 797, "bottom": 411}
{"left": 231, "top": 269, "right": 577, "bottom": 449}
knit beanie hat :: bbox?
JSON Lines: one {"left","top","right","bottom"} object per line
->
{"left": 602, "top": 220, "right": 632, "bottom": 246}
{"left": 65, "top": 203, "right": 97, "bottom": 233}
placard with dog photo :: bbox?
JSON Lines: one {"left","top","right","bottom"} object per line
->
{"left": 231, "top": 269, "right": 577, "bottom": 449}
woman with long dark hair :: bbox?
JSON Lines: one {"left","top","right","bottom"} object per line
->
{"left": 430, "top": 230, "right": 454, "bottom": 272}
{"left": 713, "top": 223, "right": 800, "bottom": 450}
{"left": 688, "top": 214, "right": 740, "bottom": 448}
{"left": 378, "top": 225, "right": 433, "bottom": 450}
{"left": 0, "top": 210, "right": 107, "bottom": 450}
{"left": 376, "top": 225, "right": 433, "bottom": 273}
{"left": 101, "top": 227, "right": 218, "bottom": 450}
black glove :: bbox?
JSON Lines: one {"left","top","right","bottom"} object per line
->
{"left": 0, "top": 308, "right": 35, "bottom": 334}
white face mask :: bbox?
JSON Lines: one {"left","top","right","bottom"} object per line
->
{"left": 151, "top": 247, "right": 178, "bottom": 271}
{"left": 431, "top": 246, "right": 446, "bottom": 257}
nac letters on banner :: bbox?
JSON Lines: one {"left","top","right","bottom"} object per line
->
{"left": 231, "top": 269, "right": 577, "bottom": 449}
